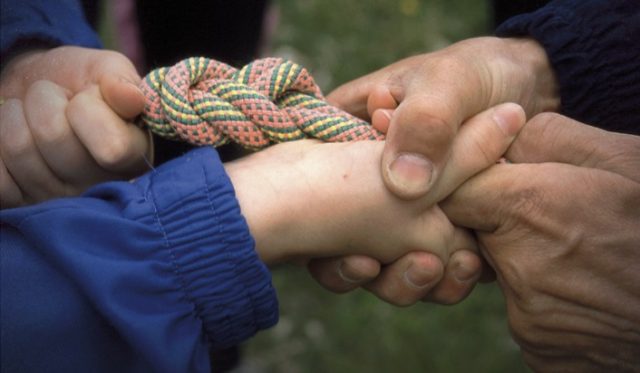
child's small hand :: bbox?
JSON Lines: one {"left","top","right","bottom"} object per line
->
{"left": 226, "top": 103, "right": 525, "bottom": 270}
{"left": 0, "top": 47, "right": 151, "bottom": 208}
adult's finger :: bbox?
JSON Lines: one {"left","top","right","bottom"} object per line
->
{"left": 507, "top": 112, "right": 640, "bottom": 182}
{"left": 23, "top": 80, "right": 115, "bottom": 187}
{"left": 379, "top": 55, "right": 490, "bottom": 200}
{"left": 442, "top": 162, "right": 589, "bottom": 233}
{"left": 421, "top": 249, "right": 484, "bottom": 305}
{"left": 326, "top": 54, "right": 424, "bottom": 120}
{"left": 441, "top": 164, "right": 525, "bottom": 232}
{"left": 425, "top": 102, "right": 526, "bottom": 204}
{"left": 66, "top": 85, "right": 151, "bottom": 175}
{"left": 308, "top": 255, "right": 381, "bottom": 294}
{"left": 0, "top": 99, "right": 68, "bottom": 203}
{"left": 364, "top": 251, "right": 445, "bottom": 307}
{"left": 362, "top": 226, "right": 480, "bottom": 307}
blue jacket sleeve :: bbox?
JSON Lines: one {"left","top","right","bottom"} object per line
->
{"left": 496, "top": 0, "right": 640, "bottom": 134}
{"left": 0, "top": 0, "right": 101, "bottom": 64}
{"left": 0, "top": 147, "right": 279, "bottom": 373}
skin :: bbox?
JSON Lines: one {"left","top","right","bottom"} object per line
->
{"left": 224, "top": 103, "right": 525, "bottom": 272}
{"left": 310, "top": 36, "right": 561, "bottom": 305}
{"left": 0, "top": 46, "right": 151, "bottom": 208}
{"left": 442, "top": 113, "right": 640, "bottom": 371}
{"left": 0, "top": 43, "right": 523, "bottom": 306}
{"left": 0, "top": 42, "right": 525, "bottom": 308}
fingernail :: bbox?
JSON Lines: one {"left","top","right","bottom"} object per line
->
{"left": 338, "top": 262, "right": 362, "bottom": 284}
{"left": 404, "top": 264, "right": 437, "bottom": 289}
{"left": 492, "top": 103, "right": 525, "bottom": 136}
{"left": 453, "top": 262, "right": 477, "bottom": 283}
{"left": 388, "top": 153, "right": 433, "bottom": 195}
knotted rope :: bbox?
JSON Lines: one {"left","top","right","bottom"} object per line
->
{"left": 139, "top": 57, "right": 384, "bottom": 149}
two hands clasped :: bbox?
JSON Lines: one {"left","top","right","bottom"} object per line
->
{"left": 2, "top": 38, "right": 639, "bottom": 370}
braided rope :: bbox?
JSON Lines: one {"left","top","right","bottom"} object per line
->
{"left": 139, "top": 57, "right": 384, "bottom": 149}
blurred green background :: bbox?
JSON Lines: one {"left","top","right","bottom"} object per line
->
{"left": 238, "top": 1, "right": 528, "bottom": 372}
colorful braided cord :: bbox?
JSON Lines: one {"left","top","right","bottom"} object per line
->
{"left": 139, "top": 57, "right": 384, "bottom": 149}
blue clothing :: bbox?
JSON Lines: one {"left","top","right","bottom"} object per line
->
{"left": 0, "top": 0, "right": 101, "bottom": 65}
{"left": 497, "top": 0, "right": 640, "bottom": 135}
{"left": 1, "top": 148, "right": 279, "bottom": 372}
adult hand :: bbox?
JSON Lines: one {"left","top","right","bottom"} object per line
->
{"left": 442, "top": 113, "right": 640, "bottom": 371}
{"left": 308, "top": 36, "right": 559, "bottom": 306}
{"left": 226, "top": 103, "right": 524, "bottom": 275}
{"left": 0, "top": 47, "right": 151, "bottom": 208}
{"left": 302, "top": 103, "right": 525, "bottom": 306}
{"left": 328, "top": 36, "right": 558, "bottom": 199}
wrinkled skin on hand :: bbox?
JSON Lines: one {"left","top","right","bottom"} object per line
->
{"left": 226, "top": 104, "right": 525, "bottom": 274}
{"left": 327, "top": 36, "right": 559, "bottom": 199}
{"left": 443, "top": 113, "right": 640, "bottom": 371}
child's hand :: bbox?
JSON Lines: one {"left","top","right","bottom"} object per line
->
{"left": 226, "top": 103, "right": 525, "bottom": 269}
{"left": 0, "top": 47, "right": 152, "bottom": 208}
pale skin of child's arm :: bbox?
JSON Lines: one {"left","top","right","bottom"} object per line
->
{"left": 225, "top": 103, "right": 525, "bottom": 268}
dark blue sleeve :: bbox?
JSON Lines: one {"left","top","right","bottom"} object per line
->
{"left": 0, "top": 0, "right": 101, "bottom": 63}
{"left": 496, "top": 0, "right": 640, "bottom": 134}
{"left": 0, "top": 147, "right": 278, "bottom": 373}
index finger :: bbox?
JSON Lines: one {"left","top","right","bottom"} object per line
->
{"left": 507, "top": 113, "right": 640, "bottom": 183}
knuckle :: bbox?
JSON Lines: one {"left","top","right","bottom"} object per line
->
{"left": 501, "top": 170, "right": 546, "bottom": 223}
{"left": 27, "top": 79, "right": 56, "bottom": 93}
{"left": 526, "top": 112, "right": 566, "bottom": 140}
{"left": 417, "top": 218, "right": 454, "bottom": 261}
{"left": 467, "top": 126, "right": 500, "bottom": 166}
{"left": 424, "top": 53, "right": 469, "bottom": 77}
{"left": 529, "top": 112, "right": 563, "bottom": 127}
{"left": 395, "top": 98, "right": 455, "bottom": 146}
{"left": 94, "top": 50, "right": 138, "bottom": 78}
{"left": 25, "top": 80, "right": 49, "bottom": 99}
{"left": 26, "top": 108, "right": 71, "bottom": 146}
{"left": 94, "top": 136, "right": 134, "bottom": 169}
{"left": 100, "top": 49, "right": 130, "bottom": 64}
{"left": 65, "top": 91, "right": 91, "bottom": 124}
{"left": 35, "top": 119, "right": 71, "bottom": 146}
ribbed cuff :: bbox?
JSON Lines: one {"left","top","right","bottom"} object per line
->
{"left": 496, "top": 0, "right": 640, "bottom": 134}
{"left": 147, "top": 147, "right": 278, "bottom": 350}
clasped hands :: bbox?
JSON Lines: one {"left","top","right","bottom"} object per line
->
{"left": 2, "top": 38, "right": 639, "bottom": 370}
